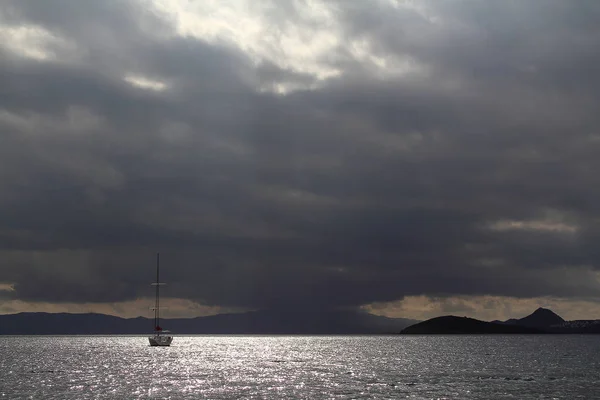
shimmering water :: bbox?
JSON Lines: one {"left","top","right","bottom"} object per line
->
{"left": 1, "top": 335, "right": 599, "bottom": 399}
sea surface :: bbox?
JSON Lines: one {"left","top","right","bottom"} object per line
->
{"left": 1, "top": 335, "right": 599, "bottom": 399}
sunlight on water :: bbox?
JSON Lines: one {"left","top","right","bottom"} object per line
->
{"left": 1, "top": 335, "right": 599, "bottom": 399}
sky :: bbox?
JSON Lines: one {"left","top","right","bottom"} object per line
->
{"left": 1, "top": 0, "right": 600, "bottom": 321}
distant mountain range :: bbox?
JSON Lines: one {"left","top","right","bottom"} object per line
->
{"left": 401, "top": 307, "right": 600, "bottom": 334}
{"left": 3, "top": 307, "right": 599, "bottom": 335}
{"left": 0, "top": 309, "right": 418, "bottom": 335}
{"left": 401, "top": 315, "right": 545, "bottom": 334}
{"left": 491, "top": 307, "right": 565, "bottom": 328}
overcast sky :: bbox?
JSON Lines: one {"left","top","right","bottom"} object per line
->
{"left": 2, "top": 0, "right": 600, "bottom": 321}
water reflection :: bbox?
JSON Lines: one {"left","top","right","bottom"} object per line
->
{"left": 0, "top": 335, "right": 599, "bottom": 399}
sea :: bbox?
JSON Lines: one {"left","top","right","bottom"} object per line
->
{"left": 1, "top": 335, "right": 599, "bottom": 399}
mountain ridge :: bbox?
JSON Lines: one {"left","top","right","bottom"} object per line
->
{"left": 401, "top": 315, "right": 545, "bottom": 334}
{"left": 493, "top": 307, "right": 565, "bottom": 328}
{"left": 401, "top": 308, "right": 600, "bottom": 334}
{"left": 0, "top": 310, "right": 418, "bottom": 335}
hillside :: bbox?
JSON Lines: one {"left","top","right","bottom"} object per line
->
{"left": 0, "top": 310, "right": 418, "bottom": 335}
{"left": 400, "top": 316, "right": 544, "bottom": 334}
{"left": 495, "top": 307, "right": 565, "bottom": 329}
{"left": 401, "top": 308, "right": 600, "bottom": 334}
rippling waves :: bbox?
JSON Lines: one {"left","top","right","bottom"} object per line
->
{"left": 1, "top": 335, "right": 599, "bottom": 399}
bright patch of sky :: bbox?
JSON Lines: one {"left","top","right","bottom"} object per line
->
{"left": 149, "top": 0, "right": 426, "bottom": 91}
{"left": 489, "top": 220, "right": 578, "bottom": 234}
{"left": 0, "top": 24, "right": 74, "bottom": 61}
{"left": 0, "top": 283, "right": 14, "bottom": 292}
{"left": 152, "top": 0, "right": 341, "bottom": 81}
{"left": 124, "top": 74, "right": 168, "bottom": 91}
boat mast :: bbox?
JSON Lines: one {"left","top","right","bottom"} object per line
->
{"left": 155, "top": 252, "right": 160, "bottom": 331}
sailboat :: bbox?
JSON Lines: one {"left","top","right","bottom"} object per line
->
{"left": 149, "top": 253, "right": 173, "bottom": 346}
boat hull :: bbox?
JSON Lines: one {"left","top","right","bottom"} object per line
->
{"left": 149, "top": 335, "right": 173, "bottom": 346}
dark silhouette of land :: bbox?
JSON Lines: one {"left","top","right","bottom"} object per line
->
{"left": 3, "top": 306, "right": 599, "bottom": 335}
{"left": 492, "top": 307, "right": 565, "bottom": 328}
{"left": 401, "top": 316, "right": 545, "bottom": 334}
{"left": 400, "top": 307, "right": 600, "bottom": 334}
{"left": 0, "top": 309, "right": 418, "bottom": 335}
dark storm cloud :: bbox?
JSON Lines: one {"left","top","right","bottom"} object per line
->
{"left": 1, "top": 0, "right": 600, "bottom": 310}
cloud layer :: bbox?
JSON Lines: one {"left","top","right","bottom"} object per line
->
{"left": 2, "top": 0, "right": 600, "bottom": 315}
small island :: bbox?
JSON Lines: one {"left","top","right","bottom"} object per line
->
{"left": 401, "top": 315, "right": 544, "bottom": 334}
{"left": 400, "top": 307, "right": 600, "bottom": 334}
